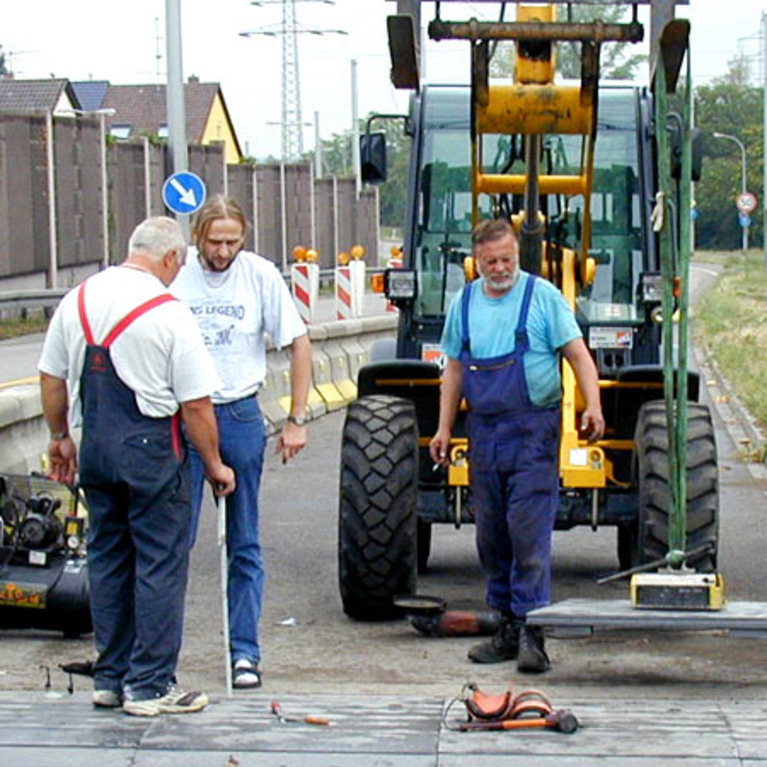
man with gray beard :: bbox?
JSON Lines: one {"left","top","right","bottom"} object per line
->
{"left": 430, "top": 218, "right": 604, "bottom": 674}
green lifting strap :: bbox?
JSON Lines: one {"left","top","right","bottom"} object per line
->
{"left": 654, "top": 21, "right": 692, "bottom": 565}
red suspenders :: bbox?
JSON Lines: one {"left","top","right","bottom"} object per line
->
{"left": 77, "top": 281, "right": 183, "bottom": 458}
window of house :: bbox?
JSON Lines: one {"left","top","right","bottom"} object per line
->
{"left": 110, "top": 124, "right": 132, "bottom": 140}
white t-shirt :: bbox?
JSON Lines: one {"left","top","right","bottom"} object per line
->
{"left": 171, "top": 248, "right": 307, "bottom": 404}
{"left": 38, "top": 266, "right": 221, "bottom": 427}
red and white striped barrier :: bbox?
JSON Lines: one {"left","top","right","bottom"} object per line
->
{"left": 291, "top": 262, "right": 319, "bottom": 324}
{"left": 335, "top": 259, "right": 365, "bottom": 320}
{"left": 335, "top": 265, "right": 353, "bottom": 320}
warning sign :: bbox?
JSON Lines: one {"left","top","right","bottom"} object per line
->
{"left": 736, "top": 192, "right": 758, "bottom": 214}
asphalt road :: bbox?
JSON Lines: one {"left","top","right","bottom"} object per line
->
{"left": 0, "top": 291, "right": 391, "bottom": 385}
{"left": 5, "top": 263, "right": 767, "bottom": 703}
{"left": 4, "top": 389, "right": 767, "bottom": 702}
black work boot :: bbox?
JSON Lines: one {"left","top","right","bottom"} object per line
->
{"left": 517, "top": 623, "right": 550, "bottom": 674}
{"left": 468, "top": 616, "right": 521, "bottom": 664}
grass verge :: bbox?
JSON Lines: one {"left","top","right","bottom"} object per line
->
{"left": 0, "top": 315, "right": 49, "bottom": 341}
{"left": 693, "top": 249, "right": 767, "bottom": 433}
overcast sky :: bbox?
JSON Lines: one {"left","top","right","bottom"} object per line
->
{"left": 3, "top": 1, "right": 765, "bottom": 159}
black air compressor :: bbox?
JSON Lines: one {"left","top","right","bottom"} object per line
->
{"left": 0, "top": 474, "right": 91, "bottom": 637}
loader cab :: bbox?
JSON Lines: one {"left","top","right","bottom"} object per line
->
{"left": 392, "top": 84, "right": 661, "bottom": 373}
{"left": 386, "top": 87, "right": 488, "bottom": 359}
{"left": 550, "top": 86, "right": 662, "bottom": 372}
{"left": 394, "top": 86, "right": 473, "bottom": 349}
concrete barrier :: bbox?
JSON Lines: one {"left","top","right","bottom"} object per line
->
{"left": 0, "top": 315, "right": 398, "bottom": 472}
{"left": 0, "top": 383, "right": 49, "bottom": 474}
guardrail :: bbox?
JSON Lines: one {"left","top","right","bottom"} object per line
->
{"left": 0, "top": 289, "right": 69, "bottom": 313}
{"left": 0, "top": 313, "right": 398, "bottom": 474}
{"left": 0, "top": 266, "right": 388, "bottom": 315}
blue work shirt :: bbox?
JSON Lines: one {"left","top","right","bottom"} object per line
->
{"left": 441, "top": 271, "right": 582, "bottom": 407}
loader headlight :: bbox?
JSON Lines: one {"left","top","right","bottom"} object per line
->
{"left": 384, "top": 268, "right": 417, "bottom": 302}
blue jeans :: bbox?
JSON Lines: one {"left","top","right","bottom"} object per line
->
{"left": 188, "top": 396, "right": 267, "bottom": 664}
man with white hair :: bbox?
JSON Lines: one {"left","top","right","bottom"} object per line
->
{"left": 39, "top": 216, "right": 235, "bottom": 717}
{"left": 430, "top": 218, "right": 604, "bottom": 674}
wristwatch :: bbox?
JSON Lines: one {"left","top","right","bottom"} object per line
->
{"left": 50, "top": 430, "right": 69, "bottom": 441}
{"left": 287, "top": 414, "right": 307, "bottom": 426}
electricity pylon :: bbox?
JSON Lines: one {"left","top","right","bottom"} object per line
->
{"left": 242, "top": 0, "right": 346, "bottom": 160}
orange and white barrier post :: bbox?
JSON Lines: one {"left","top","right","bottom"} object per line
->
{"left": 335, "top": 252, "right": 353, "bottom": 320}
{"left": 349, "top": 245, "right": 366, "bottom": 318}
{"left": 291, "top": 246, "right": 319, "bottom": 325}
{"left": 336, "top": 245, "right": 367, "bottom": 320}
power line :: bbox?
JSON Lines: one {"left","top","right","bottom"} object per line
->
{"left": 2, "top": 48, "right": 37, "bottom": 78}
{"left": 241, "top": 0, "right": 346, "bottom": 161}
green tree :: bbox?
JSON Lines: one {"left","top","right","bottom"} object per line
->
{"left": 305, "top": 115, "right": 411, "bottom": 230}
{"left": 0, "top": 46, "right": 7, "bottom": 76}
{"left": 489, "top": 4, "right": 645, "bottom": 80}
{"left": 315, "top": 130, "right": 354, "bottom": 177}
{"left": 693, "top": 56, "right": 763, "bottom": 250}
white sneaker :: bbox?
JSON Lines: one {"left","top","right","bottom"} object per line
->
{"left": 93, "top": 689, "right": 122, "bottom": 708}
{"left": 122, "top": 685, "right": 209, "bottom": 717}
{"left": 232, "top": 658, "right": 262, "bottom": 689}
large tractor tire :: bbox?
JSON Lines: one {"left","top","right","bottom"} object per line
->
{"left": 619, "top": 400, "right": 719, "bottom": 572}
{"left": 338, "top": 395, "right": 418, "bottom": 619}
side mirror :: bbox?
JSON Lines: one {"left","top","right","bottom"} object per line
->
{"left": 360, "top": 132, "right": 387, "bottom": 184}
{"left": 670, "top": 124, "right": 702, "bottom": 182}
{"left": 690, "top": 127, "right": 703, "bottom": 182}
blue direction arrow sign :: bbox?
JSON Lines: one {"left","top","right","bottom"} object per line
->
{"left": 162, "top": 171, "right": 207, "bottom": 215}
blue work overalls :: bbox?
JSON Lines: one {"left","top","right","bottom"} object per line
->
{"left": 77, "top": 281, "right": 192, "bottom": 700}
{"left": 460, "top": 276, "right": 560, "bottom": 618}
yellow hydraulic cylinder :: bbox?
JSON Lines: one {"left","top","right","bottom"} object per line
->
{"left": 476, "top": 85, "right": 594, "bottom": 136}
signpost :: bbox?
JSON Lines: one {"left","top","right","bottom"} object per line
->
{"left": 735, "top": 191, "right": 757, "bottom": 254}
{"left": 734, "top": 193, "right": 758, "bottom": 276}
{"left": 162, "top": 171, "right": 207, "bottom": 216}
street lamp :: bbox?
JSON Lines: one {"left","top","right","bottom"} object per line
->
{"left": 713, "top": 131, "right": 748, "bottom": 252}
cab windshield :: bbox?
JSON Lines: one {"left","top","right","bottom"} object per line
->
{"left": 553, "top": 88, "right": 642, "bottom": 324}
{"left": 412, "top": 86, "right": 641, "bottom": 323}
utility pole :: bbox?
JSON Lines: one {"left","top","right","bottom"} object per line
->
{"left": 351, "top": 59, "right": 360, "bottom": 198}
{"left": 314, "top": 110, "right": 322, "bottom": 178}
{"left": 242, "top": 0, "right": 346, "bottom": 161}
{"left": 165, "top": 0, "right": 188, "bottom": 176}
{"left": 154, "top": 17, "right": 164, "bottom": 84}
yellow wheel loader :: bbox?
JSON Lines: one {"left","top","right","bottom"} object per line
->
{"left": 339, "top": 1, "right": 716, "bottom": 620}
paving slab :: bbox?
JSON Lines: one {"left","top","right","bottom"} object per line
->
{"left": 2, "top": 691, "right": 767, "bottom": 766}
